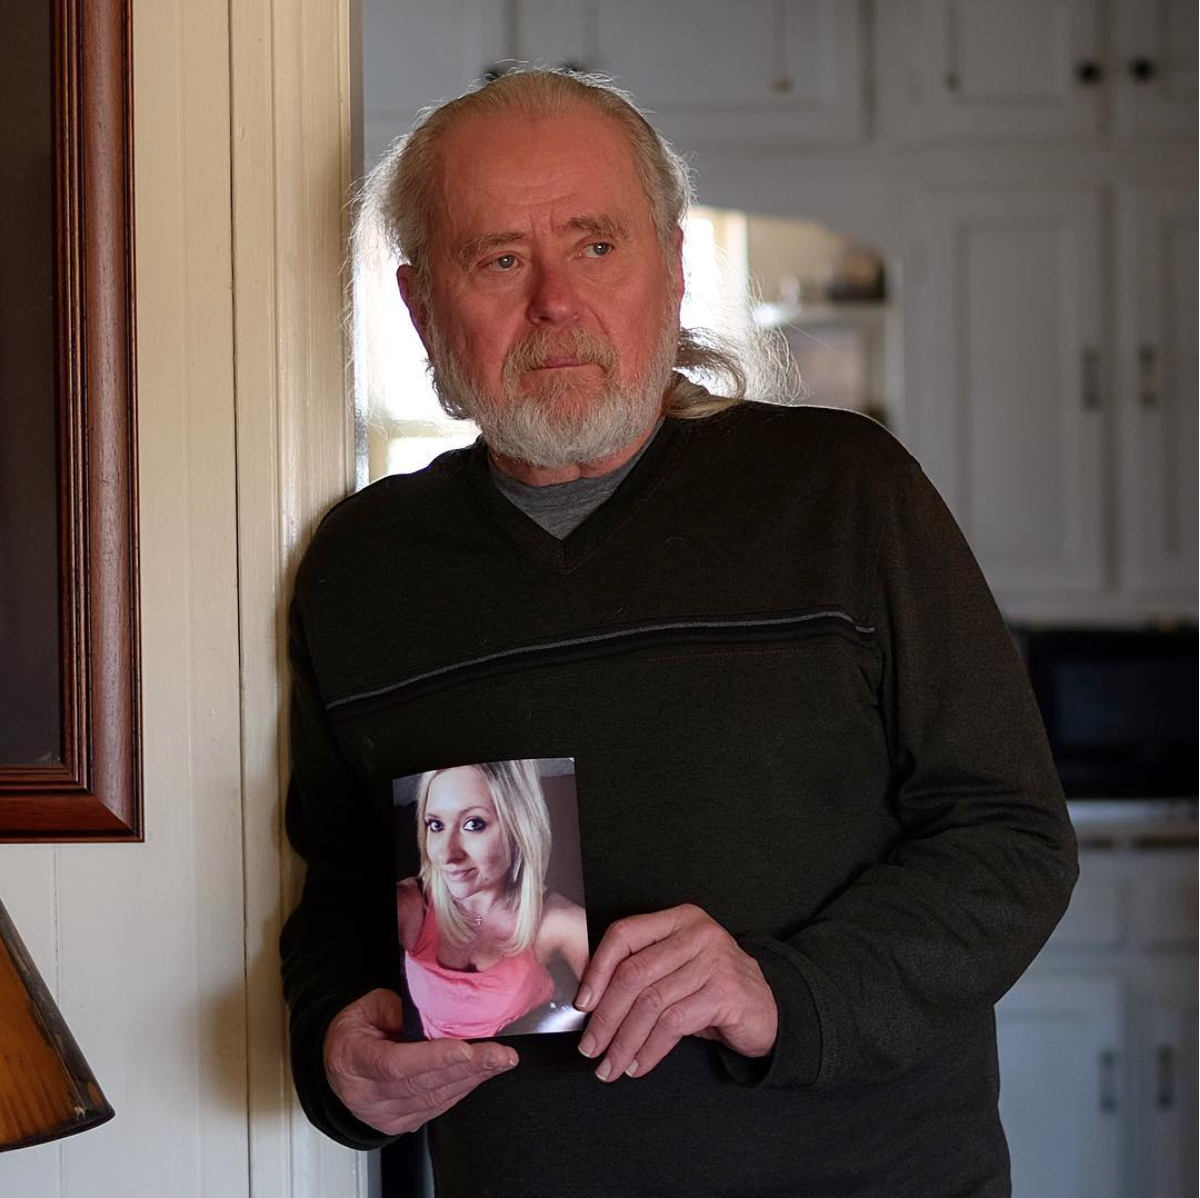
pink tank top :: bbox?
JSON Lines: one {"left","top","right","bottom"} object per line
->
{"left": 403, "top": 898, "right": 553, "bottom": 1039}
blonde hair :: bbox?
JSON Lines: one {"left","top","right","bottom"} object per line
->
{"left": 357, "top": 66, "right": 750, "bottom": 412}
{"left": 415, "top": 760, "right": 551, "bottom": 953}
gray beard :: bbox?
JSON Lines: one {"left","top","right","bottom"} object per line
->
{"left": 425, "top": 317, "right": 678, "bottom": 469}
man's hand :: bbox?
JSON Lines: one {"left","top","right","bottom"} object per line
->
{"left": 573, "top": 904, "right": 777, "bottom": 1082}
{"left": 323, "top": 989, "right": 517, "bottom": 1134}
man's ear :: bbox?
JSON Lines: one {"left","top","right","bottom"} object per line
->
{"left": 397, "top": 264, "right": 432, "bottom": 353}
{"left": 670, "top": 225, "right": 685, "bottom": 305}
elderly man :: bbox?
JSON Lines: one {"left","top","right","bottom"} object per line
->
{"left": 282, "top": 70, "right": 1077, "bottom": 1197}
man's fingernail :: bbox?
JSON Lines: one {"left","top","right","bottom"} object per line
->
{"left": 575, "top": 987, "right": 593, "bottom": 1010}
{"left": 625, "top": 1060, "right": 639, "bottom": 1078}
{"left": 578, "top": 1035, "right": 596, "bottom": 1058}
{"left": 595, "top": 1059, "right": 612, "bottom": 1081}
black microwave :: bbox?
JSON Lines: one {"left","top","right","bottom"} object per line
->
{"left": 1015, "top": 626, "right": 1198, "bottom": 799}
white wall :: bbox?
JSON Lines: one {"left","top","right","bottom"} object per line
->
{"left": 0, "top": 2, "right": 366, "bottom": 1195}
{"left": 0, "top": 0, "right": 246, "bottom": 1191}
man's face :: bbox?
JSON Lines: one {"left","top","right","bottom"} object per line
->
{"left": 400, "top": 106, "right": 684, "bottom": 468}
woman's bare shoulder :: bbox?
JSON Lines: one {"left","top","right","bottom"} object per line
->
{"left": 537, "top": 891, "right": 589, "bottom": 975}
{"left": 540, "top": 891, "right": 586, "bottom": 936}
{"left": 544, "top": 889, "right": 584, "bottom": 915}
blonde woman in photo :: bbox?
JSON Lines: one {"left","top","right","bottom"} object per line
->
{"left": 397, "top": 760, "right": 589, "bottom": 1038}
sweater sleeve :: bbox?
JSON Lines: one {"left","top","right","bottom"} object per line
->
{"left": 729, "top": 453, "right": 1078, "bottom": 1090}
{"left": 279, "top": 593, "right": 403, "bottom": 1150}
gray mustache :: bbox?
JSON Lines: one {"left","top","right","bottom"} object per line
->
{"left": 503, "top": 327, "right": 618, "bottom": 376}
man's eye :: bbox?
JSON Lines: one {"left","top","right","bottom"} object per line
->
{"left": 584, "top": 242, "right": 613, "bottom": 258}
{"left": 490, "top": 254, "right": 518, "bottom": 270}
{"left": 463, "top": 817, "right": 487, "bottom": 832}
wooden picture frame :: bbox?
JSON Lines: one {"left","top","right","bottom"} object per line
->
{"left": 0, "top": 0, "right": 141, "bottom": 840}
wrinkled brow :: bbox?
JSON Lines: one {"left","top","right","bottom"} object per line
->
{"left": 454, "top": 214, "right": 632, "bottom": 268}
{"left": 566, "top": 214, "right": 630, "bottom": 240}
{"left": 455, "top": 231, "right": 524, "bottom": 269}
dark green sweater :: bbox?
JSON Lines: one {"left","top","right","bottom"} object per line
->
{"left": 281, "top": 401, "right": 1077, "bottom": 1197}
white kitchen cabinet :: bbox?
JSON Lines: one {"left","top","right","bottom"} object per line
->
{"left": 917, "top": 179, "right": 1198, "bottom": 620}
{"left": 361, "top": 0, "right": 866, "bottom": 162}
{"left": 1114, "top": 185, "right": 1199, "bottom": 607}
{"left": 996, "top": 974, "right": 1125, "bottom": 1198}
{"left": 997, "top": 842, "right": 1199, "bottom": 1198}
{"left": 905, "top": 0, "right": 1196, "bottom": 143}
{"left": 518, "top": 0, "right": 866, "bottom": 147}
{"left": 1133, "top": 965, "right": 1199, "bottom": 1198}
{"left": 909, "top": 0, "right": 1104, "bottom": 140}
{"left": 1112, "top": 0, "right": 1199, "bottom": 140}
{"left": 361, "top": 1, "right": 509, "bottom": 159}
{"left": 919, "top": 185, "right": 1106, "bottom": 603}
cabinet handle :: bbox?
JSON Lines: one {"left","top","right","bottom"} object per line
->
{"left": 772, "top": 1, "right": 793, "bottom": 94}
{"left": 1081, "top": 348, "right": 1101, "bottom": 410}
{"left": 1075, "top": 60, "right": 1103, "bottom": 86}
{"left": 1137, "top": 343, "right": 1158, "bottom": 408}
{"left": 1099, "top": 1048, "right": 1118, "bottom": 1112}
{"left": 1129, "top": 57, "right": 1158, "bottom": 83}
{"left": 1156, "top": 1046, "right": 1175, "bottom": 1110}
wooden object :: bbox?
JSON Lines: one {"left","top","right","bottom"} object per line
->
{"left": 0, "top": 898, "right": 113, "bottom": 1151}
{"left": 0, "top": 0, "right": 142, "bottom": 839}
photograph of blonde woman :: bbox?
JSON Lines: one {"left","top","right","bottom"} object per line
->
{"left": 394, "top": 758, "right": 589, "bottom": 1039}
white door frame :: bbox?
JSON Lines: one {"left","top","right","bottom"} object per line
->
{"left": 229, "top": 1, "right": 371, "bottom": 1194}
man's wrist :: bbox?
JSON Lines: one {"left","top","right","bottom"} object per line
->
{"left": 725, "top": 935, "right": 821, "bottom": 1089}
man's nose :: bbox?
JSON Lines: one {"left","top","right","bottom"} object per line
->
{"left": 526, "top": 261, "right": 580, "bottom": 326}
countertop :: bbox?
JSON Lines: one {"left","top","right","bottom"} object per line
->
{"left": 1067, "top": 797, "right": 1198, "bottom": 848}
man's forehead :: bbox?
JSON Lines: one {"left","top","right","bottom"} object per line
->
{"left": 436, "top": 103, "right": 628, "bottom": 160}
{"left": 429, "top": 106, "right": 649, "bottom": 222}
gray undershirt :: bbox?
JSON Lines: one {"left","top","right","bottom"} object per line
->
{"left": 489, "top": 420, "right": 664, "bottom": 539}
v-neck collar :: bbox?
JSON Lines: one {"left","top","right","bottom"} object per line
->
{"left": 461, "top": 416, "right": 686, "bottom": 572}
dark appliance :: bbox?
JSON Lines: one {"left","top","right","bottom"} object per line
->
{"left": 1018, "top": 626, "right": 1198, "bottom": 798}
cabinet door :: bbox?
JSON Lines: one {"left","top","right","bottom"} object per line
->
{"left": 1132, "top": 965, "right": 1199, "bottom": 1198}
{"left": 1113, "top": 0, "right": 1199, "bottom": 140}
{"left": 1114, "top": 186, "right": 1198, "bottom": 605}
{"left": 361, "top": 0, "right": 508, "bottom": 160}
{"left": 914, "top": 0, "right": 1102, "bottom": 139}
{"left": 921, "top": 187, "right": 1105, "bottom": 602}
{"left": 516, "top": 0, "right": 865, "bottom": 147}
{"left": 996, "top": 974, "right": 1125, "bottom": 1198}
